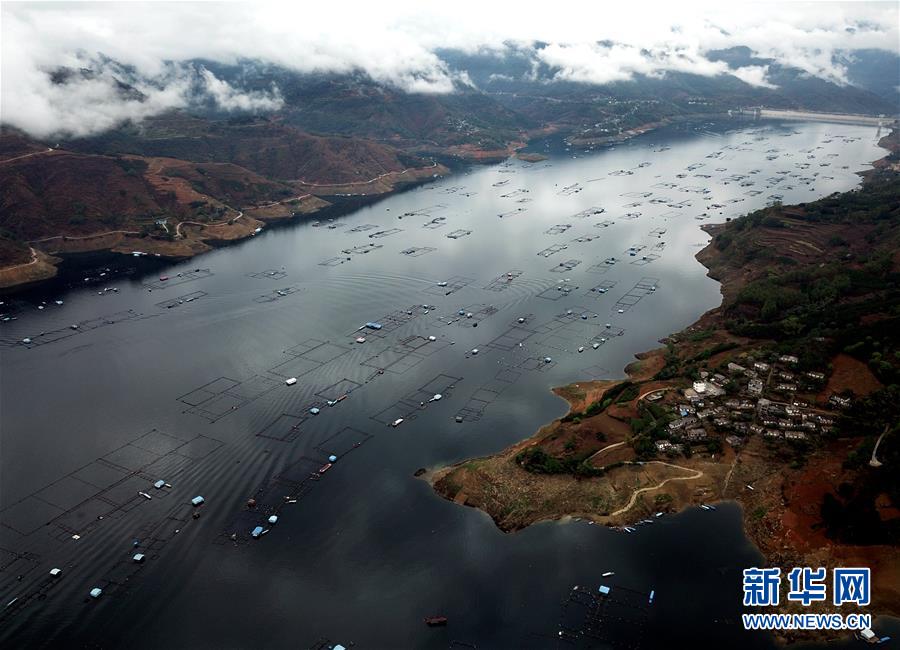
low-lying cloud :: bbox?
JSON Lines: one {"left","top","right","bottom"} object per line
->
{"left": 1, "top": 1, "right": 897, "bottom": 139}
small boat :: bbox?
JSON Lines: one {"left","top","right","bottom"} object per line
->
{"left": 285, "top": 377, "right": 298, "bottom": 386}
{"left": 602, "top": 571, "right": 614, "bottom": 577}
{"left": 309, "top": 407, "right": 320, "bottom": 415}
{"left": 424, "top": 616, "right": 448, "bottom": 627}
{"left": 159, "top": 276, "right": 169, "bottom": 281}
{"left": 470, "top": 348, "right": 479, "bottom": 355}
{"left": 391, "top": 418, "right": 404, "bottom": 428}
{"left": 649, "top": 590, "right": 655, "bottom": 604}
{"left": 592, "top": 343, "right": 600, "bottom": 350}
{"left": 437, "top": 281, "right": 448, "bottom": 287}
{"left": 356, "top": 336, "right": 366, "bottom": 343}
{"left": 578, "top": 346, "right": 584, "bottom": 353}
{"left": 318, "top": 463, "right": 333, "bottom": 474}
{"left": 427, "top": 335, "right": 436, "bottom": 342}
{"left": 251, "top": 526, "right": 266, "bottom": 538}
{"left": 543, "top": 357, "right": 552, "bottom": 363}
{"left": 746, "top": 485, "right": 755, "bottom": 491}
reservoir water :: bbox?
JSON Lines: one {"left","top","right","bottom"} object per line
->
{"left": 0, "top": 120, "right": 892, "bottom": 648}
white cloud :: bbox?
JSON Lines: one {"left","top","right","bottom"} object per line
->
{"left": 1, "top": 1, "right": 897, "bottom": 138}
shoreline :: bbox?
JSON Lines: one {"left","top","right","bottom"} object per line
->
{"left": 0, "top": 162, "right": 449, "bottom": 296}
{"left": 428, "top": 126, "right": 900, "bottom": 637}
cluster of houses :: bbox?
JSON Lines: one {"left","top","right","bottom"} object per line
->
{"left": 650, "top": 353, "right": 842, "bottom": 456}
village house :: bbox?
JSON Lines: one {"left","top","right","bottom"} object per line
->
{"left": 747, "top": 378, "right": 763, "bottom": 395}
{"left": 779, "top": 354, "right": 799, "bottom": 365}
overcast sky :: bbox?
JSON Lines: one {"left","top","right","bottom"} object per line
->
{"left": 2, "top": 1, "right": 898, "bottom": 139}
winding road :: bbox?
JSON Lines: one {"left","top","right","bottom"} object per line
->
{"left": 609, "top": 460, "right": 704, "bottom": 517}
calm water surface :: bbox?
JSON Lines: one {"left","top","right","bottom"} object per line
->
{"left": 1, "top": 120, "right": 894, "bottom": 648}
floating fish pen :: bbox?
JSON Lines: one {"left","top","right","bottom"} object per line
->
{"left": 557, "top": 583, "right": 653, "bottom": 649}
{"left": 341, "top": 243, "right": 383, "bottom": 255}
{"left": 367, "top": 228, "right": 403, "bottom": 239}
{"left": 399, "top": 247, "right": 437, "bottom": 257}
{"left": 537, "top": 244, "right": 569, "bottom": 258}
{"left": 179, "top": 375, "right": 280, "bottom": 423}
{"left": 248, "top": 269, "right": 288, "bottom": 280}
{"left": 421, "top": 217, "right": 447, "bottom": 229}
{"left": 484, "top": 270, "right": 523, "bottom": 291}
{"left": 569, "top": 207, "right": 605, "bottom": 219}
{"left": 156, "top": 290, "right": 209, "bottom": 309}
{"left": 319, "top": 256, "right": 351, "bottom": 267}
{"left": 2, "top": 309, "right": 148, "bottom": 349}
{"left": 545, "top": 224, "right": 572, "bottom": 235}
{"left": 369, "top": 374, "right": 462, "bottom": 425}
{"left": 550, "top": 259, "right": 581, "bottom": 273}
{"left": 253, "top": 286, "right": 303, "bottom": 303}
{"left": 434, "top": 304, "right": 499, "bottom": 328}
{"left": 142, "top": 268, "right": 213, "bottom": 290}
{"left": 557, "top": 183, "right": 583, "bottom": 195}
{"left": 346, "top": 223, "right": 379, "bottom": 233}
{"left": 486, "top": 325, "right": 536, "bottom": 352}
{"left": 497, "top": 207, "right": 528, "bottom": 218}
{"left": 424, "top": 275, "right": 474, "bottom": 296}
{"left": 446, "top": 229, "right": 473, "bottom": 240}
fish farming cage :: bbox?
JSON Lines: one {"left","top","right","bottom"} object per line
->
{"left": 424, "top": 275, "right": 475, "bottom": 296}
{"left": 593, "top": 220, "right": 615, "bottom": 229}
{"left": 396, "top": 335, "right": 452, "bottom": 357}
{"left": 652, "top": 182, "right": 677, "bottom": 189}
{"left": 341, "top": 243, "right": 383, "bottom": 255}
{"left": 367, "top": 228, "right": 403, "bottom": 239}
{"left": 4, "top": 431, "right": 219, "bottom": 547}
{"left": 179, "top": 375, "right": 280, "bottom": 422}
{"left": 499, "top": 188, "right": 529, "bottom": 198}
{"left": 319, "top": 255, "right": 351, "bottom": 267}
{"left": 315, "top": 427, "right": 374, "bottom": 459}
{"left": 454, "top": 382, "right": 506, "bottom": 423}
{"left": 156, "top": 290, "right": 208, "bottom": 309}
{"left": 513, "top": 355, "right": 558, "bottom": 373}
{"left": 346, "top": 223, "right": 379, "bottom": 233}
{"left": 0, "top": 561, "right": 66, "bottom": 623}
{"left": 584, "top": 281, "right": 617, "bottom": 298}
{"left": 557, "top": 183, "right": 583, "bottom": 196}
{"left": 248, "top": 269, "right": 288, "bottom": 280}
{"left": 64, "top": 264, "right": 136, "bottom": 289}
{"left": 307, "top": 638, "right": 356, "bottom": 650}
{"left": 361, "top": 346, "right": 426, "bottom": 375}
{"left": 621, "top": 191, "right": 652, "bottom": 199}
{"left": 369, "top": 373, "right": 461, "bottom": 425}
{"left": 579, "top": 364, "right": 611, "bottom": 380}
{"left": 315, "top": 378, "right": 362, "bottom": 402}
{"left": 253, "top": 286, "right": 304, "bottom": 303}
{"left": 621, "top": 211, "right": 642, "bottom": 220}
{"left": 446, "top": 229, "right": 473, "bottom": 239}
{"left": 536, "top": 282, "right": 578, "bottom": 300}
{"left": 571, "top": 234, "right": 599, "bottom": 243}
{"left": 549, "top": 259, "right": 581, "bottom": 273}
{"left": 142, "top": 268, "right": 213, "bottom": 290}
{"left": 350, "top": 304, "right": 434, "bottom": 339}
{"left": 256, "top": 413, "right": 308, "bottom": 443}
{"left": 557, "top": 584, "right": 651, "bottom": 649}
{"left": 399, "top": 246, "right": 437, "bottom": 257}
{"left": 613, "top": 277, "right": 659, "bottom": 313}
{"left": 545, "top": 224, "right": 572, "bottom": 235}
{"left": 2, "top": 309, "right": 151, "bottom": 349}
{"left": 422, "top": 217, "right": 447, "bottom": 229}
{"left": 537, "top": 243, "right": 569, "bottom": 258}
{"left": 434, "top": 304, "right": 500, "bottom": 327}
{"left": 442, "top": 185, "right": 466, "bottom": 194}
{"left": 494, "top": 368, "right": 523, "bottom": 384}
{"left": 399, "top": 203, "right": 447, "bottom": 218}
{"left": 497, "top": 207, "right": 528, "bottom": 219}
{"left": 484, "top": 270, "right": 524, "bottom": 291}
{"left": 486, "top": 325, "right": 536, "bottom": 352}
{"left": 631, "top": 254, "right": 661, "bottom": 266}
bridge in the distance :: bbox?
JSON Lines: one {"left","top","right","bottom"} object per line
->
{"left": 732, "top": 107, "right": 896, "bottom": 127}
